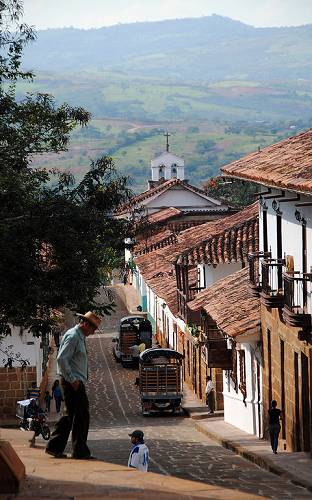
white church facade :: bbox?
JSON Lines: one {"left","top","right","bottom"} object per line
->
{"left": 117, "top": 136, "right": 233, "bottom": 220}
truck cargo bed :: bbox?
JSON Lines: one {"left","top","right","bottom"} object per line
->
{"left": 140, "top": 364, "right": 181, "bottom": 395}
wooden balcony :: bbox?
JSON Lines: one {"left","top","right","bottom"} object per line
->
{"left": 199, "top": 312, "right": 232, "bottom": 369}
{"left": 248, "top": 251, "right": 271, "bottom": 297}
{"left": 177, "top": 289, "right": 200, "bottom": 324}
{"left": 260, "top": 258, "right": 285, "bottom": 308}
{"left": 188, "top": 286, "right": 205, "bottom": 301}
{"left": 283, "top": 272, "right": 312, "bottom": 329}
{"left": 206, "top": 338, "right": 232, "bottom": 369}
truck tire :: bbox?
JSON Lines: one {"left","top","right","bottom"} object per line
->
{"left": 113, "top": 350, "right": 121, "bottom": 363}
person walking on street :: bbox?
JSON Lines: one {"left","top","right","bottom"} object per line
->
{"left": 205, "top": 376, "right": 215, "bottom": 414}
{"left": 27, "top": 381, "right": 40, "bottom": 400}
{"left": 45, "top": 311, "right": 101, "bottom": 459}
{"left": 52, "top": 379, "right": 63, "bottom": 413}
{"left": 128, "top": 430, "right": 149, "bottom": 472}
{"left": 268, "top": 400, "right": 282, "bottom": 454}
{"left": 44, "top": 391, "right": 52, "bottom": 413}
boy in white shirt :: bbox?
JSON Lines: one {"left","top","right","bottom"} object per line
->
{"left": 128, "top": 429, "right": 149, "bottom": 472}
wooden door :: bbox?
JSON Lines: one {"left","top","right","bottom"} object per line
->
{"left": 301, "top": 353, "right": 311, "bottom": 451}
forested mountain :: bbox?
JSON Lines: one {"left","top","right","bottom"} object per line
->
{"left": 23, "top": 15, "right": 312, "bottom": 81}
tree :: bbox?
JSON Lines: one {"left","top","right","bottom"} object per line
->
{"left": 0, "top": 0, "right": 34, "bottom": 83}
{"left": 203, "top": 176, "right": 258, "bottom": 208}
{"left": 0, "top": 1, "right": 132, "bottom": 334}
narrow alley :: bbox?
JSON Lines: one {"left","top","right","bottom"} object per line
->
{"left": 82, "top": 286, "right": 310, "bottom": 499}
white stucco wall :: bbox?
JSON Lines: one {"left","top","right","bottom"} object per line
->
{"left": 151, "top": 165, "right": 185, "bottom": 182}
{"left": 223, "top": 343, "right": 263, "bottom": 437}
{"left": 151, "top": 152, "right": 185, "bottom": 181}
{"left": 125, "top": 247, "right": 132, "bottom": 263}
{"left": 259, "top": 188, "right": 312, "bottom": 312}
{"left": 143, "top": 188, "right": 212, "bottom": 212}
{"left": 132, "top": 267, "right": 140, "bottom": 291}
{"left": 199, "top": 262, "right": 243, "bottom": 288}
{"left": 139, "top": 273, "right": 147, "bottom": 298}
{"left": 148, "top": 287, "right": 157, "bottom": 322}
{"left": 0, "top": 327, "right": 42, "bottom": 384}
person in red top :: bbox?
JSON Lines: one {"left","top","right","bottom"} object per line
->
{"left": 268, "top": 400, "right": 282, "bottom": 454}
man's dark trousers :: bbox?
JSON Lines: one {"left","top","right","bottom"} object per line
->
{"left": 46, "top": 379, "right": 90, "bottom": 458}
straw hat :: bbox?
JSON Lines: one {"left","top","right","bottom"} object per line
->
{"left": 76, "top": 311, "right": 101, "bottom": 329}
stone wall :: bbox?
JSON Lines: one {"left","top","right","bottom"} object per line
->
{"left": 261, "top": 305, "right": 311, "bottom": 452}
{"left": 0, "top": 367, "right": 36, "bottom": 418}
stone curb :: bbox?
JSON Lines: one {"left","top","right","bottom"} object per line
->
{"left": 194, "top": 420, "right": 312, "bottom": 494}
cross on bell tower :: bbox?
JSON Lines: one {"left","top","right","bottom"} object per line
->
{"left": 164, "top": 131, "right": 171, "bottom": 152}
{"left": 148, "top": 132, "right": 185, "bottom": 187}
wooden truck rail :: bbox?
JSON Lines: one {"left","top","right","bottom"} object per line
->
{"left": 140, "top": 364, "right": 181, "bottom": 395}
{"left": 120, "top": 331, "right": 138, "bottom": 357}
{"left": 138, "top": 348, "right": 183, "bottom": 415}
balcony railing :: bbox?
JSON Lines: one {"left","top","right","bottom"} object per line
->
{"left": 260, "top": 258, "right": 285, "bottom": 308}
{"left": 177, "top": 289, "right": 201, "bottom": 324}
{"left": 189, "top": 286, "right": 205, "bottom": 301}
{"left": 283, "top": 272, "right": 312, "bottom": 329}
{"left": 248, "top": 251, "right": 271, "bottom": 296}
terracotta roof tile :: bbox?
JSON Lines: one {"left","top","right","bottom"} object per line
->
{"left": 135, "top": 202, "right": 258, "bottom": 263}
{"left": 147, "top": 207, "right": 182, "bottom": 224}
{"left": 116, "top": 178, "right": 224, "bottom": 214}
{"left": 221, "top": 129, "right": 312, "bottom": 194}
{"left": 134, "top": 204, "right": 258, "bottom": 317}
{"left": 135, "top": 253, "right": 197, "bottom": 316}
{"left": 188, "top": 268, "right": 260, "bottom": 338}
{"left": 161, "top": 202, "right": 258, "bottom": 265}
{"left": 134, "top": 228, "right": 177, "bottom": 255}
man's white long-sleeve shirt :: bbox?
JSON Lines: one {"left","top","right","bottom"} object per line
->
{"left": 205, "top": 380, "right": 215, "bottom": 395}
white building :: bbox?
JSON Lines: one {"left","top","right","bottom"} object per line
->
{"left": 116, "top": 138, "right": 231, "bottom": 219}
{"left": 150, "top": 151, "right": 185, "bottom": 183}
{"left": 132, "top": 201, "right": 262, "bottom": 436}
{"left": 222, "top": 128, "right": 312, "bottom": 452}
{"left": 0, "top": 326, "right": 42, "bottom": 384}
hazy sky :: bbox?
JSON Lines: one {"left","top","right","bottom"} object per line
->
{"left": 22, "top": 0, "right": 312, "bottom": 29}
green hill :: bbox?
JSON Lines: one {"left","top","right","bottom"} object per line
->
{"left": 19, "top": 15, "right": 312, "bottom": 191}
{"left": 31, "top": 117, "right": 311, "bottom": 193}
{"left": 23, "top": 15, "right": 312, "bottom": 81}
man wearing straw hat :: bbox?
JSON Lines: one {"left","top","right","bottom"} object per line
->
{"left": 46, "top": 311, "right": 101, "bottom": 459}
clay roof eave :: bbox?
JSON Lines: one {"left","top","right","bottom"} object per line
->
{"left": 187, "top": 268, "right": 260, "bottom": 339}
{"left": 221, "top": 128, "right": 312, "bottom": 195}
{"left": 171, "top": 202, "right": 259, "bottom": 265}
{"left": 221, "top": 171, "right": 311, "bottom": 198}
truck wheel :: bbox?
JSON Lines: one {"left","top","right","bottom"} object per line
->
{"left": 113, "top": 350, "right": 121, "bottom": 362}
{"left": 141, "top": 405, "right": 149, "bottom": 416}
{"left": 41, "top": 426, "right": 51, "bottom": 440}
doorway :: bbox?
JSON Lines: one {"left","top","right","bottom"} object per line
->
{"left": 294, "top": 352, "right": 301, "bottom": 451}
{"left": 193, "top": 345, "right": 197, "bottom": 393}
{"left": 301, "top": 353, "right": 311, "bottom": 451}
{"left": 280, "top": 339, "right": 286, "bottom": 439}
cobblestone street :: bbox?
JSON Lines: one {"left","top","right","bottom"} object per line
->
{"left": 84, "top": 287, "right": 310, "bottom": 499}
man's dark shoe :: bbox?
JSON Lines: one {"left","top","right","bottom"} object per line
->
{"left": 72, "top": 454, "right": 96, "bottom": 460}
{"left": 45, "top": 449, "right": 67, "bottom": 458}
